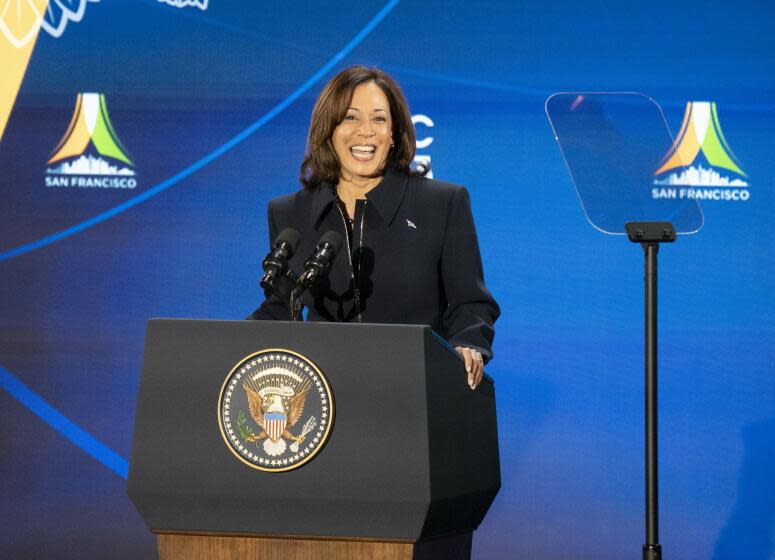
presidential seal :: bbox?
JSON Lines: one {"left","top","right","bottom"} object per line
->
{"left": 218, "top": 349, "right": 334, "bottom": 472}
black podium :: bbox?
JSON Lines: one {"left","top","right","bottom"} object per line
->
{"left": 127, "top": 319, "right": 500, "bottom": 560}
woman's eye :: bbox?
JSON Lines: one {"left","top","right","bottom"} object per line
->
{"left": 374, "top": 116, "right": 386, "bottom": 122}
{"left": 345, "top": 114, "right": 357, "bottom": 121}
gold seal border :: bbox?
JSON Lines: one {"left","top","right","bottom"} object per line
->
{"left": 217, "top": 348, "right": 335, "bottom": 473}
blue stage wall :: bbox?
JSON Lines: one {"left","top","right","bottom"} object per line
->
{"left": 1, "top": 1, "right": 773, "bottom": 558}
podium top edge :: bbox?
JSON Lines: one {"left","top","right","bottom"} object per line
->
{"left": 146, "top": 318, "right": 431, "bottom": 332}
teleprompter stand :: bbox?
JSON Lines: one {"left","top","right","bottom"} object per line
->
{"left": 547, "top": 92, "right": 704, "bottom": 559}
{"left": 626, "top": 221, "right": 676, "bottom": 560}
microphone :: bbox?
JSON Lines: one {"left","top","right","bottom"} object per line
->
{"left": 260, "top": 228, "right": 301, "bottom": 293}
{"left": 296, "top": 231, "right": 343, "bottom": 291}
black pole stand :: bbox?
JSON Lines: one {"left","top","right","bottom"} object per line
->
{"left": 625, "top": 221, "right": 676, "bottom": 560}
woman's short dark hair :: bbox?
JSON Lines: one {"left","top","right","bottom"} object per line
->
{"left": 300, "top": 65, "right": 427, "bottom": 189}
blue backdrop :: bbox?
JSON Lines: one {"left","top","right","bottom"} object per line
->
{"left": 1, "top": 1, "right": 773, "bottom": 558}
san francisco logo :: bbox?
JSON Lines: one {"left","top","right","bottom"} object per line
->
{"left": 218, "top": 349, "right": 334, "bottom": 472}
{"left": 653, "top": 101, "right": 749, "bottom": 202}
{"left": 44, "top": 92, "right": 137, "bottom": 189}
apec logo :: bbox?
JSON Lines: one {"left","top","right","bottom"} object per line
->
{"left": 44, "top": 92, "right": 138, "bottom": 190}
{"left": 653, "top": 101, "right": 749, "bottom": 202}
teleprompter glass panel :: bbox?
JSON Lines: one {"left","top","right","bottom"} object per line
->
{"left": 546, "top": 92, "right": 703, "bottom": 235}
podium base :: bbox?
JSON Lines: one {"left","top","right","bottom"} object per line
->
{"left": 157, "top": 532, "right": 472, "bottom": 560}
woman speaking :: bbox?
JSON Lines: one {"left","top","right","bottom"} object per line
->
{"left": 249, "top": 66, "right": 499, "bottom": 389}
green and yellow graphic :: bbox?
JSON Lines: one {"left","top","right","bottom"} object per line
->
{"left": 47, "top": 92, "right": 135, "bottom": 175}
{"left": 654, "top": 101, "right": 747, "bottom": 187}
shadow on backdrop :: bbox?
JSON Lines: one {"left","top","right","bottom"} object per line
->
{"left": 712, "top": 387, "right": 775, "bottom": 560}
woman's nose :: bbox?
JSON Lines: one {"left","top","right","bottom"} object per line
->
{"left": 356, "top": 120, "right": 374, "bottom": 136}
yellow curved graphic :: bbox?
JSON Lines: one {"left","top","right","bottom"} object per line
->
{"left": 0, "top": 0, "right": 49, "bottom": 144}
{"left": 655, "top": 103, "right": 699, "bottom": 175}
{"left": 48, "top": 93, "right": 90, "bottom": 163}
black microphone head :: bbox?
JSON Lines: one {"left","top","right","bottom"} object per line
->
{"left": 276, "top": 227, "right": 302, "bottom": 256}
{"left": 261, "top": 228, "right": 302, "bottom": 293}
{"left": 318, "top": 230, "right": 343, "bottom": 254}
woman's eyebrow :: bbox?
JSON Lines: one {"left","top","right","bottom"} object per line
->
{"left": 347, "top": 107, "right": 388, "bottom": 113}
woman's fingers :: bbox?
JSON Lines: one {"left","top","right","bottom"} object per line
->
{"left": 470, "top": 349, "right": 483, "bottom": 389}
{"left": 456, "top": 346, "right": 473, "bottom": 382}
{"left": 456, "top": 346, "right": 484, "bottom": 390}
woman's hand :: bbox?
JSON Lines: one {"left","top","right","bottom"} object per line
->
{"left": 456, "top": 346, "right": 484, "bottom": 390}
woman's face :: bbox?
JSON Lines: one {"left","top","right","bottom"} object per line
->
{"left": 332, "top": 81, "right": 393, "bottom": 183}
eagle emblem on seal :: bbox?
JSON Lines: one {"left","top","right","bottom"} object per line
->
{"left": 243, "top": 376, "right": 314, "bottom": 456}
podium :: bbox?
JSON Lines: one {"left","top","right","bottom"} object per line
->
{"left": 127, "top": 319, "right": 500, "bottom": 559}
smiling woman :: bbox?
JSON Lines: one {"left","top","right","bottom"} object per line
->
{"left": 299, "top": 66, "right": 422, "bottom": 193}
{"left": 248, "top": 65, "right": 500, "bottom": 389}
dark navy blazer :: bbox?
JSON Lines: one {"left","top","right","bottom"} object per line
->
{"left": 248, "top": 170, "right": 500, "bottom": 361}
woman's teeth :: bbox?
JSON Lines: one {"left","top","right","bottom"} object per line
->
{"left": 350, "top": 145, "right": 376, "bottom": 160}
